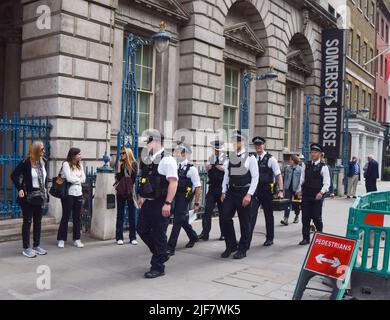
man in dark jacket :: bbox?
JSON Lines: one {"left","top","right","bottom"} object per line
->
{"left": 364, "top": 155, "right": 379, "bottom": 192}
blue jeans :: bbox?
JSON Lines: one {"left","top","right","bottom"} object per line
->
{"left": 283, "top": 190, "right": 300, "bottom": 219}
{"left": 116, "top": 195, "right": 137, "bottom": 241}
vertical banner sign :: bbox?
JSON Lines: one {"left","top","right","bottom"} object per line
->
{"left": 319, "top": 28, "right": 344, "bottom": 159}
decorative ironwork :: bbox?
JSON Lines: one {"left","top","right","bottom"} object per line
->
{"left": 0, "top": 113, "right": 51, "bottom": 219}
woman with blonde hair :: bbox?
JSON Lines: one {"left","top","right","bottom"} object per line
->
{"left": 11, "top": 141, "right": 48, "bottom": 258}
{"left": 115, "top": 146, "right": 138, "bottom": 245}
{"left": 57, "top": 147, "right": 86, "bottom": 248}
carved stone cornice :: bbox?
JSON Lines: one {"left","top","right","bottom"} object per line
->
{"left": 224, "top": 22, "right": 265, "bottom": 55}
{"left": 287, "top": 49, "right": 312, "bottom": 76}
{"left": 132, "top": 0, "right": 189, "bottom": 22}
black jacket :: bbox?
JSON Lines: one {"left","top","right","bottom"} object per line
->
{"left": 115, "top": 162, "right": 138, "bottom": 183}
{"left": 10, "top": 159, "right": 48, "bottom": 201}
{"left": 366, "top": 160, "right": 379, "bottom": 180}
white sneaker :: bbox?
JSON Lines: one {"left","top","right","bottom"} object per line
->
{"left": 117, "top": 240, "right": 124, "bottom": 245}
{"left": 58, "top": 240, "right": 65, "bottom": 248}
{"left": 74, "top": 240, "right": 84, "bottom": 248}
{"left": 130, "top": 240, "right": 138, "bottom": 245}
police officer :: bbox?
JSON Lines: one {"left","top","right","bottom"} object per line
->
{"left": 167, "top": 142, "right": 201, "bottom": 256}
{"left": 220, "top": 130, "right": 259, "bottom": 259}
{"left": 136, "top": 130, "right": 178, "bottom": 278}
{"left": 249, "top": 137, "right": 283, "bottom": 248}
{"left": 296, "top": 143, "right": 330, "bottom": 245}
{"left": 198, "top": 140, "right": 226, "bottom": 241}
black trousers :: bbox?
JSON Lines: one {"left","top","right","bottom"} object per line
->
{"left": 137, "top": 199, "right": 170, "bottom": 273}
{"left": 167, "top": 195, "right": 198, "bottom": 251}
{"left": 365, "top": 179, "right": 377, "bottom": 192}
{"left": 20, "top": 201, "right": 43, "bottom": 249}
{"left": 116, "top": 195, "right": 137, "bottom": 241}
{"left": 220, "top": 187, "right": 253, "bottom": 252}
{"left": 57, "top": 195, "right": 83, "bottom": 241}
{"left": 249, "top": 186, "right": 274, "bottom": 247}
{"left": 302, "top": 196, "right": 323, "bottom": 241}
{"left": 201, "top": 186, "right": 223, "bottom": 237}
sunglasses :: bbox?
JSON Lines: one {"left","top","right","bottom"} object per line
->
{"left": 121, "top": 152, "right": 126, "bottom": 155}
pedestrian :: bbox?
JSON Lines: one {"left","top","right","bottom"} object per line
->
{"left": 249, "top": 137, "right": 283, "bottom": 247}
{"left": 347, "top": 156, "right": 360, "bottom": 198}
{"left": 220, "top": 130, "right": 259, "bottom": 259}
{"left": 11, "top": 141, "right": 48, "bottom": 258}
{"left": 137, "top": 130, "right": 178, "bottom": 279}
{"left": 296, "top": 143, "right": 330, "bottom": 245}
{"left": 364, "top": 155, "right": 379, "bottom": 192}
{"left": 115, "top": 146, "right": 138, "bottom": 245}
{"left": 281, "top": 155, "right": 302, "bottom": 226}
{"left": 298, "top": 154, "right": 305, "bottom": 167}
{"left": 167, "top": 142, "right": 201, "bottom": 256}
{"left": 57, "top": 148, "right": 86, "bottom": 249}
{"left": 198, "top": 140, "right": 226, "bottom": 241}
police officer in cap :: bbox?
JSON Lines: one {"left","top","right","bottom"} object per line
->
{"left": 198, "top": 140, "right": 226, "bottom": 241}
{"left": 249, "top": 136, "right": 283, "bottom": 247}
{"left": 296, "top": 143, "right": 330, "bottom": 245}
{"left": 220, "top": 130, "right": 259, "bottom": 259}
{"left": 167, "top": 142, "right": 201, "bottom": 256}
{"left": 137, "top": 130, "right": 178, "bottom": 278}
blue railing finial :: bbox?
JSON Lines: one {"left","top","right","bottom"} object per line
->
{"left": 97, "top": 151, "right": 113, "bottom": 173}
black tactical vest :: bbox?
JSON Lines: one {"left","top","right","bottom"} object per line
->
{"left": 138, "top": 151, "right": 169, "bottom": 200}
{"left": 207, "top": 154, "right": 225, "bottom": 188}
{"left": 302, "top": 161, "right": 325, "bottom": 197}
{"left": 228, "top": 152, "right": 251, "bottom": 187}
{"left": 257, "top": 153, "right": 274, "bottom": 185}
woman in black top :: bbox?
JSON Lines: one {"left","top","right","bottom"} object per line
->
{"left": 11, "top": 141, "right": 48, "bottom": 258}
{"left": 115, "top": 147, "right": 138, "bottom": 245}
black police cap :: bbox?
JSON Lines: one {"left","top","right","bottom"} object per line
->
{"left": 310, "top": 143, "right": 323, "bottom": 152}
{"left": 252, "top": 136, "right": 266, "bottom": 145}
{"left": 210, "top": 140, "right": 224, "bottom": 150}
{"left": 144, "top": 130, "right": 164, "bottom": 144}
{"left": 231, "top": 130, "right": 248, "bottom": 141}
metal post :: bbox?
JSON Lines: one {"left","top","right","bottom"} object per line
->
{"left": 303, "top": 95, "right": 311, "bottom": 160}
{"left": 240, "top": 70, "right": 251, "bottom": 131}
{"left": 343, "top": 109, "right": 350, "bottom": 192}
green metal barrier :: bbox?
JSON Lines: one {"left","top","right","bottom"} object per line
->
{"left": 346, "top": 191, "right": 390, "bottom": 299}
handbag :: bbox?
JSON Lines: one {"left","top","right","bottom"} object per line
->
{"left": 116, "top": 165, "right": 134, "bottom": 198}
{"left": 49, "top": 162, "right": 68, "bottom": 199}
{"left": 26, "top": 190, "right": 45, "bottom": 206}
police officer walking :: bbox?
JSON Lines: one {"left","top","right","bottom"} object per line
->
{"left": 198, "top": 140, "right": 226, "bottom": 241}
{"left": 296, "top": 143, "right": 330, "bottom": 245}
{"left": 137, "top": 130, "right": 178, "bottom": 278}
{"left": 220, "top": 130, "right": 259, "bottom": 259}
{"left": 167, "top": 142, "right": 201, "bottom": 256}
{"left": 249, "top": 137, "right": 283, "bottom": 248}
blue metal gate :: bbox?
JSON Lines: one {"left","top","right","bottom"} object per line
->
{"left": 0, "top": 113, "right": 51, "bottom": 219}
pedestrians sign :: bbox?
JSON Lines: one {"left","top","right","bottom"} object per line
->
{"left": 293, "top": 232, "right": 359, "bottom": 300}
{"left": 303, "top": 233, "right": 357, "bottom": 280}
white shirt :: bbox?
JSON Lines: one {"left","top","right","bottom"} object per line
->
{"left": 256, "top": 151, "right": 281, "bottom": 177}
{"left": 148, "top": 148, "right": 178, "bottom": 181}
{"left": 31, "top": 166, "right": 47, "bottom": 188}
{"left": 296, "top": 159, "right": 330, "bottom": 194}
{"left": 179, "top": 159, "right": 201, "bottom": 190}
{"left": 222, "top": 149, "right": 259, "bottom": 195}
{"left": 61, "top": 162, "right": 86, "bottom": 196}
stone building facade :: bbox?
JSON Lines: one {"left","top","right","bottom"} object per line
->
{"left": 1, "top": 0, "right": 337, "bottom": 220}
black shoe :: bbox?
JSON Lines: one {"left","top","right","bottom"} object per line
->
{"left": 233, "top": 251, "right": 246, "bottom": 259}
{"left": 220, "top": 246, "right": 238, "bottom": 258}
{"left": 198, "top": 233, "right": 209, "bottom": 241}
{"left": 166, "top": 249, "right": 175, "bottom": 257}
{"left": 299, "top": 239, "right": 310, "bottom": 245}
{"left": 185, "top": 237, "right": 199, "bottom": 248}
{"left": 263, "top": 240, "right": 274, "bottom": 247}
{"left": 353, "top": 196, "right": 357, "bottom": 199}
{"left": 293, "top": 215, "right": 299, "bottom": 224}
{"left": 280, "top": 218, "right": 288, "bottom": 226}
{"left": 218, "top": 235, "right": 225, "bottom": 241}
{"left": 144, "top": 270, "right": 165, "bottom": 279}
{"left": 347, "top": 196, "right": 351, "bottom": 199}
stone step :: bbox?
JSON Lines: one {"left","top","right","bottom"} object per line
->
{"left": 0, "top": 217, "right": 57, "bottom": 231}
{"left": 0, "top": 221, "right": 73, "bottom": 243}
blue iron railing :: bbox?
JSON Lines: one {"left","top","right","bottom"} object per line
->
{"left": 0, "top": 113, "right": 51, "bottom": 219}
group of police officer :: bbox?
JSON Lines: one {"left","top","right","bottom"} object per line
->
{"left": 135, "top": 129, "right": 330, "bottom": 278}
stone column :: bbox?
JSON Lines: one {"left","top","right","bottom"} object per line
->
{"left": 378, "top": 138, "right": 383, "bottom": 178}
{"left": 361, "top": 134, "right": 367, "bottom": 181}
{"left": 0, "top": 40, "right": 5, "bottom": 115}
{"left": 351, "top": 133, "right": 360, "bottom": 159}
{"left": 373, "top": 137, "right": 379, "bottom": 163}
{"left": 2, "top": 34, "right": 21, "bottom": 114}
